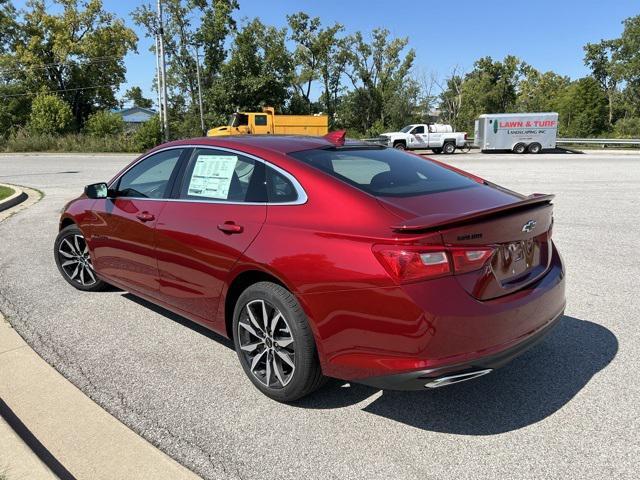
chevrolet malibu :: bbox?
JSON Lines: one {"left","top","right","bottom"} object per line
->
{"left": 54, "top": 134, "right": 565, "bottom": 402}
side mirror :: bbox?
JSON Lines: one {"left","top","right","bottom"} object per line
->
{"left": 84, "top": 182, "right": 108, "bottom": 199}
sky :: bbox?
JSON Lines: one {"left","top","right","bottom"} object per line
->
{"left": 13, "top": 0, "right": 640, "bottom": 105}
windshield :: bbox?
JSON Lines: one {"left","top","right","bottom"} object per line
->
{"left": 399, "top": 125, "right": 414, "bottom": 133}
{"left": 290, "top": 147, "right": 478, "bottom": 197}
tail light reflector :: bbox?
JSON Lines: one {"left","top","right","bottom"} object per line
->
{"left": 373, "top": 245, "right": 495, "bottom": 283}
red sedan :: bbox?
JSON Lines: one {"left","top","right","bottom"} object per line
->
{"left": 55, "top": 135, "right": 565, "bottom": 401}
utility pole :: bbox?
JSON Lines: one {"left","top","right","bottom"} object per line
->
{"left": 156, "top": 0, "right": 169, "bottom": 141}
{"left": 194, "top": 44, "right": 205, "bottom": 136}
{"left": 154, "top": 34, "right": 163, "bottom": 129}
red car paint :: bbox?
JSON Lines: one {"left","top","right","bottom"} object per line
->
{"left": 60, "top": 136, "right": 565, "bottom": 384}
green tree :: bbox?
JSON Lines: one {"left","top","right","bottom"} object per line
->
{"left": 516, "top": 67, "right": 570, "bottom": 112}
{"left": 123, "top": 86, "right": 153, "bottom": 108}
{"left": 454, "top": 56, "right": 524, "bottom": 132}
{"left": 556, "top": 77, "right": 608, "bottom": 137}
{"left": 132, "top": 115, "right": 162, "bottom": 151}
{"left": 211, "top": 19, "right": 293, "bottom": 113}
{"left": 84, "top": 110, "right": 124, "bottom": 136}
{"left": 584, "top": 39, "right": 623, "bottom": 126}
{"left": 2, "top": 0, "right": 137, "bottom": 128}
{"left": 287, "top": 12, "right": 344, "bottom": 118}
{"left": 342, "top": 28, "right": 416, "bottom": 133}
{"left": 28, "top": 91, "right": 72, "bottom": 134}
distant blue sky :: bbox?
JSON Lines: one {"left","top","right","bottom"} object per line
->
{"left": 13, "top": 0, "right": 640, "bottom": 105}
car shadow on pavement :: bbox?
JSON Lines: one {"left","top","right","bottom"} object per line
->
{"left": 122, "top": 293, "right": 235, "bottom": 350}
{"left": 295, "top": 315, "right": 617, "bottom": 435}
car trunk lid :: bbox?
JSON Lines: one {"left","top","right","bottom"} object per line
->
{"left": 380, "top": 189, "right": 554, "bottom": 300}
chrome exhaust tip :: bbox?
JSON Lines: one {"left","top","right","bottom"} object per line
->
{"left": 424, "top": 369, "right": 493, "bottom": 389}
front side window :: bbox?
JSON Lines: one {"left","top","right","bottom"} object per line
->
{"left": 290, "top": 147, "right": 479, "bottom": 197}
{"left": 116, "top": 149, "right": 182, "bottom": 199}
{"left": 180, "top": 149, "right": 265, "bottom": 202}
{"left": 412, "top": 126, "right": 425, "bottom": 134}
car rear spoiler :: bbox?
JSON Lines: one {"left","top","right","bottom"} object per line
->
{"left": 391, "top": 193, "right": 555, "bottom": 233}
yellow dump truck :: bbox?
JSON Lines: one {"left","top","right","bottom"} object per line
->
{"left": 207, "top": 107, "right": 328, "bottom": 136}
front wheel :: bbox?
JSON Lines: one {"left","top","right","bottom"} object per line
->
{"left": 233, "top": 282, "right": 325, "bottom": 402}
{"left": 393, "top": 142, "right": 406, "bottom": 150}
{"left": 54, "top": 225, "right": 108, "bottom": 291}
{"left": 513, "top": 143, "right": 527, "bottom": 154}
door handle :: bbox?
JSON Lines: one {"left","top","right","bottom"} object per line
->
{"left": 136, "top": 211, "right": 155, "bottom": 222}
{"left": 217, "top": 222, "right": 243, "bottom": 234}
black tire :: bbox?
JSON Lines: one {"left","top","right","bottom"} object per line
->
{"left": 431, "top": 147, "right": 443, "bottom": 154}
{"left": 443, "top": 142, "right": 456, "bottom": 154}
{"left": 513, "top": 143, "right": 527, "bottom": 154}
{"left": 528, "top": 142, "right": 542, "bottom": 154}
{"left": 232, "top": 281, "right": 325, "bottom": 402}
{"left": 54, "top": 224, "right": 108, "bottom": 291}
{"left": 393, "top": 141, "right": 406, "bottom": 150}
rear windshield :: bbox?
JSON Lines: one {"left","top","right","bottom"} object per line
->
{"left": 290, "top": 147, "right": 479, "bottom": 197}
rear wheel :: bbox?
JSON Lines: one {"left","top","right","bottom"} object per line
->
{"left": 513, "top": 143, "right": 527, "bottom": 154}
{"left": 393, "top": 141, "right": 406, "bottom": 150}
{"left": 431, "top": 147, "right": 443, "bottom": 154}
{"left": 443, "top": 142, "right": 456, "bottom": 154}
{"left": 233, "top": 282, "right": 325, "bottom": 402}
{"left": 528, "top": 142, "right": 542, "bottom": 154}
{"left": 54, "top": 225, "right": 108, "bottom": 291}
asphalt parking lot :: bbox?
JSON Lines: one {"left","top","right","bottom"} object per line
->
{"left": 1, "top": 150, "right": 639, "bottom": 479}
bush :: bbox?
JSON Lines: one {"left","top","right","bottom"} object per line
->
{"left": 132, "top": 115, "right": 162, "bottom": 151}
{"left": 2, "top": 129, "right": 135, "bottom": 153}
{"left": 28, "top": 92, "right": 72, "bottom": 135}
{"left": 613, "top": 117, "right": 640, "bottom": 138}
{"left": 85, "top": 110, "right": 125, "bottom": 136}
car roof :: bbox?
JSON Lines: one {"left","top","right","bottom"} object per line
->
{"left": 153, "top": 135, "right": 340, "bottom": 155}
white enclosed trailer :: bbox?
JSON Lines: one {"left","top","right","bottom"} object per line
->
{"left": 474, "top": 112, "right": 558, "bottom": 153}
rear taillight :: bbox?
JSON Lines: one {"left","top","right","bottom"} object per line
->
{"left": 373, "top": 245, "right": 495, "bottom": 283}
{"left": 450, "top": 248, "right": 495, "bottom": 274}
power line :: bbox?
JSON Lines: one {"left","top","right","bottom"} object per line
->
{"left": 0, "top": 83, "right": 121, "bottom": 99}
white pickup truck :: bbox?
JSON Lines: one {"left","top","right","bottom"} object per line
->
{"left": 379, "top": 124, "right": 467, "bottom": 154}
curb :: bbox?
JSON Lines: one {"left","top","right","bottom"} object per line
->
{"left": 0, "top": 184, "right": 28, "bottom": 212}
{"left": 0, "top": 315, "right": 201, "bottom": 480}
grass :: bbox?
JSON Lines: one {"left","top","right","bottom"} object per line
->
{"left": 1, "top": 131, "right": 141, "bottom": 153}
{"left": 0, "top": 185, "right": 14, "bottom": 202}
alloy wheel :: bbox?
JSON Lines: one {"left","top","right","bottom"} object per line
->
{"left": 237, "top": 299, "right": 295, "bottom": 389}
{"left": 57, "top": 234, "right": 97, "bottom": 287}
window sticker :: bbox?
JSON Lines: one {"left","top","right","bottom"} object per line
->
{"left": 187, "top": 155, "right": 238, "bottom": 199}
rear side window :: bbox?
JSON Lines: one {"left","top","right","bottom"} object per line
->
{"left": 290, "top": 147, "right": 478, "bottom": 197}
{"left": 254, "top": 115, "right": 267, "bottom": 126}
{"left": 266, "top": 166, "right": 298, "bottom": 203}
{"left": 179, "top": 149, "right": 265, "bottom": 202}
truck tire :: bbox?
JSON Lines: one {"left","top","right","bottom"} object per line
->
{"left": 528, "top": 142, "right": 542, "bottom": 154}
{"left": 431, "top": 147, "right": 443, "bottom": 154}
{"left": 443, "top": 142, "right": 456, "bottom": 154}
{"left": 393, "top": 141, "right": 406, "bottom": 150}
{"left": 513, "top": 143, "right": 527, "bottom": 154}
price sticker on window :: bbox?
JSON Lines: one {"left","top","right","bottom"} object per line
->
{"left": 187, "top": 155, "right": 238, "bottom": 199}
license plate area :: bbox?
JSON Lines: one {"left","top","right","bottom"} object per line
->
{"left": 493, "top": 238, "right": 539, "bottom": 284}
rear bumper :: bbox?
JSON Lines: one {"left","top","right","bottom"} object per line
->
{"left": 357, "top": 309, "right": 563, "bottom": 390}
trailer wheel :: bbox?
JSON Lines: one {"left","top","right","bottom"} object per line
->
{"left": 393, "top": 141, "right": 406, "bottom": 150}
{"left": 431, "top": 147, "right": 442, "bottom": 154}
{"left": 528, "top": 142, "right": 542, "bottom": 154}
{"left": 443, "top": 142, "right": 456, "bottom": 154}
{"left": 513, "top": 143, "right": 527, "bottom": 154}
